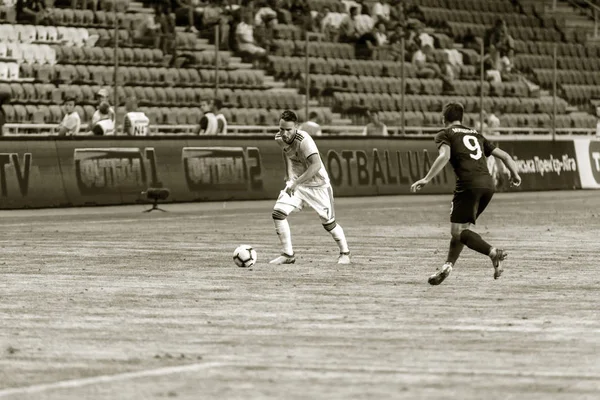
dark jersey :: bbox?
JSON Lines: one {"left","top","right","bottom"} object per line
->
{"left": 435, "top": 124, "right": 496, "bottom": 190}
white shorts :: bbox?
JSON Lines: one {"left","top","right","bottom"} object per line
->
{"left": 274, "top": 184, "right": 335, "bottom": 223}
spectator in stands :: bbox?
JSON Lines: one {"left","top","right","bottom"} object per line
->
{"left": 123, "top": 98, "right": 150, "bottom": 136}
{"left": 407, "top": 21, "right": 434, "bottom": 53}
{"left": 57, "top": 96, "right": 81, "bottom": 136}
{"left": 412, "top": 44, "right": 440, "bottom": 79}
{"left": 299, "top": 111, "right": 322, "bottom": 137}
{"left": 157, "top": 2, "right": 177, "bottom": 57}
{"left": 91, "top": 102, "right": 115, "bottom": 136}
{"left": 0, "top": 90, "right": 8, "bottom": 136}
{"left": 338, "top": 6, "right": 359, "bottom": 43}
{"left": 488, "top": 108, "right": 501, "bottom": 134}
{"left": 214, "top": 99, "right": 228, "bottom": 135}
{"left": 484, "top": 18, "right": 514, "bottom": 57}
{"left": 133, "top": 4, "right": 162, "bottom": 48}
{"left": 254, "top": 13, "right": 278, "bottom": 53}
{"left": 196, "top": 99, "right": 218, "bottom": 135}
{"left": 16, "top": 0, "right": 53, "bottom": 25}
{"left": 235, "top": 10, "right": 267, "bottom": 61}
{"left": 254, "top": 0, "right": 278, "bottom": 27}
{"left": 316, "top": 6, "right": 337, "bottom": 41}
{"left": 71, "top": 0, "right": 98, "bottom": 13}
{"left": 374, "top": 21, "right": 388, "bottom": 47}
{"left": 387, "top": 23, "right": 406, "bottom": 61}
{"left": 92, "top": 88, "right": 116, "bottom": 125}
{"left": 274, "top": 0, "right": 292, "bottom": 25}
{"left": 483, "top": 45, "right": 515, "bottom": 83}
{"left": 389, "top": 0, "right": 406, "bottom": 30}
{"left": 173, "top": 0, "right": 200, "bottom": 33}
{"left": 363, "top": 109, "right": 388, "bottom": 136}
{"left": 371, "top": 0, "right": 391, "bottom": 23}
{"left": 354, "top": 4, "right": 375, "bottom": 38}
{"left": 439, "top": 51, "right": 458, "bottom": 94}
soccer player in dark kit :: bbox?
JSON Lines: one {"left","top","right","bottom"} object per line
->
{"left": 411, "top": 102, "right": 522, "bottom": 285}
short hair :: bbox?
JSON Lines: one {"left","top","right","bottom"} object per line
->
{"left": 443, "top": 102, "right": 464, "bottom": 123}
{"left": 280, "top": 110, "right": 298, "bottom": 122}
{"left": 308, "top": 111, "right": 319, "bottom": 120}
{"left": 99, "top": 101, "right": 110, "bottom": 114}
{"left": 213, "top": 98, "right": 223, "bottom": 110}
{"left": 63, "top": 96, "right": 76, "bottom": 103}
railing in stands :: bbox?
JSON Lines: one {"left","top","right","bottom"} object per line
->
{"left": 1, "top": 124, "right": 596, "bottom": 137}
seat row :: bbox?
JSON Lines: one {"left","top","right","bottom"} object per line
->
{"left": 273, "top": 39, "right": 355, "bottom": 59}
{"left": 23, "top": 64, "right": 265, "bottom": 89}
{"left": 53, "top": 0, "right": 130, "bottom": 12}
{"left": 305, "top": 74, "right": 530, "bottom": 97}
{"left": 513, "top": 40, "right": 600, "bottom": 59}
{"left": 0, "top": 103, "right": 317, "bottom": 126}
{"left": 418, "top": 6, "right": 542, "bottom": 29}
{"left": 534, "top": 69, "right": 600, "bottom": 87}
{"left": 416, "top": 0, "right": 517, "bottom": 14}
{"left": 561, "top": 84, "right": 600, "bottom": 106}
{"left": 499, "top": 113, "right": 597, "bottom": 130}
{"left": 333, "top": 92, "right": 568, "bottom": 114}
{"left": 270, "top": 56, "right": 416, "bottom": 78}
{"left": 515, "top": 54, "right": 600, "bottom": 72}
{"left": 0, "top": 24, "right": 89, "bottom": 46}
{"left": 0, "top": 43, "right": 56, "bottom": 65}
{"left": 447, "top": 22, "right": 562, "bottom": 43}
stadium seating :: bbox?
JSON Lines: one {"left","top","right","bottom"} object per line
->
{"left": 0, "top": 0, "right": 599, "bottom": 132}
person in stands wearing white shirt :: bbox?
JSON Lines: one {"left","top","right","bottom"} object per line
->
{"left": 91, "top": 102, "right": 115, "bottom": 135}
{"left": 213, "top": 98, "right": 228, "bottom": 135}
{"left": 123, "top": 97, "right": 150, "bottom": 136}
{"left": 299, "top": 111, "right": 323, "bottom": 137}
{"left": 91, "top": 88, "right": 115, "bottom": 126}
{"left": 196, "top": 98, "right": 218, "bottom": 135}
{"left": 57, "top": 95, "right": 81, "bottom": 136}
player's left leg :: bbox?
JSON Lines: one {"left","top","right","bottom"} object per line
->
{"left": 269, "top": 190, "right": 302, "bottom": 264}
{"left": 454, "top": 188, "right": 506, "bottom": 279}
{"left": 301, "top": 185, "right": 350, "bottom": 264}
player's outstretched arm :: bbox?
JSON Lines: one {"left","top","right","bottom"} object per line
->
{"left": 411, "top": 144, "right": 451, "bottom": 192}
{"left": 491, "top": 148, "right": 521, "bottom": 187}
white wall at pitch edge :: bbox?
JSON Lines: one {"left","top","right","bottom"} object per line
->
{"left": 574, "top": 139, "right": 600, "bottom": 189}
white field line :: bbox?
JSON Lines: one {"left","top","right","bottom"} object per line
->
{"left": 1, "top": 362, "right": 598, "bottom": 397}
{"left": 0, "top": 361, "right": 226, "bottom": 398}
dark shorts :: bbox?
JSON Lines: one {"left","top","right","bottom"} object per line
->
{"left": 450, "top": 188, "right": 494, "bottom": 224}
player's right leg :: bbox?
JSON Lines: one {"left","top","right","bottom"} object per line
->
{"left": 269, "top": 190, "right": 301, "bottom": 264}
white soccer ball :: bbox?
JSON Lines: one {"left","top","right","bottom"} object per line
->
{"left": 233, "top": 245, "right": 257, "bottom": 268}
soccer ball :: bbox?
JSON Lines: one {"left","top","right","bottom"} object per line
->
{"left": 233, "top": 245, "right": 257, "bottom": 268}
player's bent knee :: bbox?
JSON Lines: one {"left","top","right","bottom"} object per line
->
{"left": 322, "top": 220, "right": 337, "bottom": 232}
{"left": 272, "top": 209, "right": 288, "bottom": 220}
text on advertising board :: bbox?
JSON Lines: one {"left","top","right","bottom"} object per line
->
{"left": 74, "top": 148, "right": 160, "bottom": 195}
{"left": 182, "top": 147, "right": 263, "bottom": 191}
{"left": 0, "top": 153, "right": 31, "bottom": 197}
{"left": 325, "top": 149, "right": 450, "bottom": 186}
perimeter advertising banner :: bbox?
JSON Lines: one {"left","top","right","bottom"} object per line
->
{"left": 492, "top": 140, "right": 580, "bottom": 191}
{"left": 0, "top": 141, "right": 67, "bottom": 208}
{"left": 0, "top": 136, "right": 590, "bottom": 210}
{"left": 573, "top": 139, "right": 600, "bottom": 189}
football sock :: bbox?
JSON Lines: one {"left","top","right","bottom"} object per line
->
{"left": 326, "top": 223, "right": 349, "bottom": 253}
{"left": 459, "top": 229, "right": 492, "bottom": 256}
{"left": 273, "top": 219, "right": 293, "bottom": 256}
{"left": 446, "top": 237, "right": 464, "bottom": 265}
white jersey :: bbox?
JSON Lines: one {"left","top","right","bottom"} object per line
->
{"left": 94, "top": 119, "right": 115, "bottom": 135}
{"left": 299, "top": 121, "right": 322, "bottom": 137}
{"left": 91, "top": 106, "right": 115, "bottom": 125}
{"left": 124, "top": 111, "right": 150, "bottom": 136}
{"left": 275, "top": 129, "right": 329, "bottom": 187}
{"left": 215, "top": 113, "right": 228, "bottom": 135}
{"left": 199, "top": 112, "right": 218, "bottom": 135}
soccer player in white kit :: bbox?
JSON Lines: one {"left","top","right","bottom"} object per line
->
{"left": 270, "top": 110, "right": 351, "bottom": 265}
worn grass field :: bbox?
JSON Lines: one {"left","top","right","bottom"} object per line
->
{"left": 0, "top": 191, "right": 599, "bottom": 400}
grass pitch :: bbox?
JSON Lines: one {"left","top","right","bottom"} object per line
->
{"left": 1, "top": 191, "right": 599, "bottom": 399}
